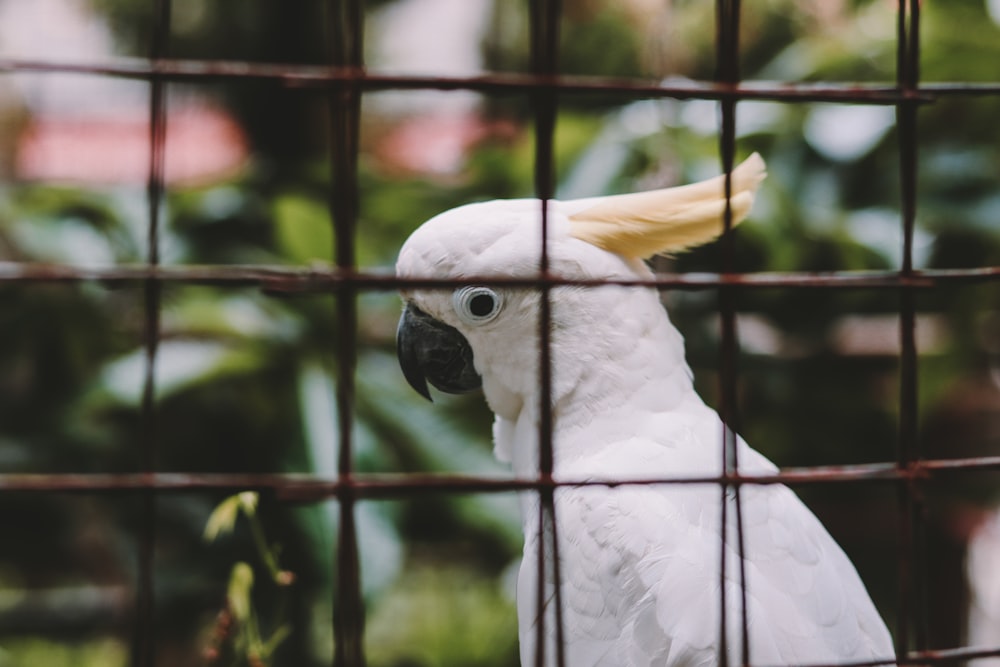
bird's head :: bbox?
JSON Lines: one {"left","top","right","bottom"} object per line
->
{"left": 395, "top": 153, "right": 766, "bottom": 419}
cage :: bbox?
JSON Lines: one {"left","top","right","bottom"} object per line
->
{"left": 0, "top": 1, "right": 999, "bottom": 666}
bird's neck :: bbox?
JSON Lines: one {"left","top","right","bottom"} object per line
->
{"left": 486, "top": 287, "right": 699, "bottom": 475}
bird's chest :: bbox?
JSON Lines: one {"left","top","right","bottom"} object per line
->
{"left": 517, "top": 514, "right": 636, "bottom": 657}
{"left": 517, "top": 485, "right": 667, "bottom": 629}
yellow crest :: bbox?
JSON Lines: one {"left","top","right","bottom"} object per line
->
{"left": 568, "top": 153, "right": 766, "bottom": 259}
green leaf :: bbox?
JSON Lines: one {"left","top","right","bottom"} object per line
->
{"left": 203, "top": 494, "right": 244, "bottom": 542}
{"left": 273, "top": 194, "right": 333, "bottom": 264}
{"left": 261, "top": 624, "right": 292, "bottom": 658}
{"left": 203, "top": 492, "right": 258, "bottom": 542}
{"left": 227, "top": 562, "right": 255, "bottom": 623}
{"left": 237, "top": 491, "right": 259, "bottom": 517}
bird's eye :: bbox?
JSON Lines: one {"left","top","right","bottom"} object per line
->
{"left": 453, "top": 286, "right": 503, "bottom": 325}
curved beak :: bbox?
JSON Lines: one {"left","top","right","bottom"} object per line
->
{"left": 396, "top": 302, "right": 482, "bottom": 401}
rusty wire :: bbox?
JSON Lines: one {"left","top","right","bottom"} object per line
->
{"left": 1, "top": 1, "right": 999, "bottom": 667}
{"left": 714, "top": 0, "right": 748, "bottom": 662}
{"left": 133, "top": 0, "right": 172, "bottom": 665}
{"left": 894, "top": 0, "right": 925, "bottom": 657}
{"left": 3, "top": 55, "right": 1000, "bottom": 101}
{"left": 529, "top": 0, "right": 566, "bottom": 665}
{"left": 327, "top": 0, "right": 366, "bottom": 664}
{"left": 0, "top": 264, "right": 999, "bottom": 290}
{"left": 3, "top": 453, "right": 1000, "bottom": 497}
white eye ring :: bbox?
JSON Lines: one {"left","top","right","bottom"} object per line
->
{"left": 453, "top": 286, "right": 503, "bottom": 325}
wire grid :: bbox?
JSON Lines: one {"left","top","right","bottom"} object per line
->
{"left": 1, "top": 0, "right": 1000, "bottom": 666}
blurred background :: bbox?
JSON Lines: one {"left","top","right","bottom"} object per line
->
{"left": 0, "top": 0, "right": 999, "bottom": 665}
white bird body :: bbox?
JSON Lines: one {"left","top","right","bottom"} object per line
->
{"left": 966, "top": 508, "right": 1000, "bottom": 665}
{"left": 395, "top": 154, "right": 894, "bottom": 665}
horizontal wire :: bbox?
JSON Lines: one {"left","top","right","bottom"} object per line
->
{"left": 1, "top": 454, "right": 999, "bottom": 499}
{"left": 0, "top": 57, "right": 964, "bottom": 102}
{"left": 0, "top": 263, "right": 998, "bottom": 290}
{"left": 754, "top": 641, "right": 1000, "bottom": 667}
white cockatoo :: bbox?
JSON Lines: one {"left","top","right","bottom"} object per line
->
{"left": 395, "top": 153, "right": 894, "bottom": 666}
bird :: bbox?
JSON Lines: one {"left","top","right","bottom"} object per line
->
{"left": 394, "top": 153, "right": 895, "bottom": 666}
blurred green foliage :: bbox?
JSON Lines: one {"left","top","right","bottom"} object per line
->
{"left": 0, "top": 0, "right": 999, "bottom": 664}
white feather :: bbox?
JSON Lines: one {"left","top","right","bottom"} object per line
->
{"left": 967, "top": 508, "right": 1000, "bottom": 664}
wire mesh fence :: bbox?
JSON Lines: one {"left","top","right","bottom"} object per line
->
{"left": 0, "top": 0, "right": 999, "bottom": 666}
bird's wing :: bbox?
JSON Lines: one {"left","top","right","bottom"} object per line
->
{"left": 522, "top": 434, "right": 893, "bottom": 666}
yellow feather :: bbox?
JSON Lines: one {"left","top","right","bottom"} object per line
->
{"left": 568, "top": 153, "right": 766, "bottom": 259}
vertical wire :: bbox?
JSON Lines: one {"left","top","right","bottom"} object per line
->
{"left": 328, "top": 1, "right": 365, "bottom": 665}
{"left": 715, "top": 0, "right": 749, "bottom": 664}
{"left": 714, "top": 0, "right": 731, "bottom": 656}
{"left": 895, "top": 0, "right": 926, "bottom": 657}
{"left": 133, "top": 1, "right": 170, "bottom": 665}
{"left": 530, "top": 1, "right": 564, "bottom": 665}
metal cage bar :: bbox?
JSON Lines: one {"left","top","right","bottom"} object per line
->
{"left": 134, "top": 0, "right": 172, "bottom": 665}
{"left": 713, "top": 0, "right": 750, "bottom": 663}
{"left": 328, "top": 0, "right": 366, "bottom": 663}
{"left": 894, "top": 0, "right": 926, "bottom": 658}
{"left": 529, "top": 1, "right": 566, "bottom": 666}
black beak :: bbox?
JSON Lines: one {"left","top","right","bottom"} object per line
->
{"left": 396, "top": 302, "right": 482, "bottom": 401}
